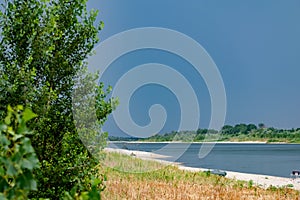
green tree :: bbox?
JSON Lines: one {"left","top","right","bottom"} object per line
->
{"left": 197, "top": 128, "right": 208, "bottom": 135}
{"left": 247, "top": 124, "right": 257, "bottom": 132}
{"left": 221, "top": 125, "right": 233, "bottom": 134}
{"left": 0, "top": 0, "right": 117, "bottom": 198}
{"left": 258, "top": 123, "right": 265, "bottom": 129}
{"left": 233, "top": 124, "right": 248, "bottom": 134}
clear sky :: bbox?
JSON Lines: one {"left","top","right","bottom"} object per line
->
{"left": 87, "top": 1, "right": 300, "bottom": 137}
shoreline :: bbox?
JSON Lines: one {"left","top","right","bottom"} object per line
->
{"left": 104, "top": 147, "right": 300, "bottom": 190}
{"left": 108, "top": 141, "right": 286, "bottom": 144}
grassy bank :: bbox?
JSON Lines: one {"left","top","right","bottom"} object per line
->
{"left": 98, "top": 152, "right": 300, "bottom": 200}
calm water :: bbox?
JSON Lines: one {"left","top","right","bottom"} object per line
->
{"left": 108, "top": 142, "right": 300, "bottom": 178}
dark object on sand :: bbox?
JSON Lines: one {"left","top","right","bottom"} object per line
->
{"left": 205, "top": 169, "right": 227, "bottom": 177}
{"left": 291, "top": 170, "right": 300, "bottom": 179}
{"left": 130, "top": 152, "right": 136, "bottom": 157}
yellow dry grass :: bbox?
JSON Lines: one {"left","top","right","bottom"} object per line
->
{"left": 99, "top": 152, "right": 300, "bottom": 200}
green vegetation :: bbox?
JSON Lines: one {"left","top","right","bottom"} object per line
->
{"left": 0, "top": 0, "right": 117, "bottom": 199}
{"left": 134, "top": 123, "right": 300, "bottom": 143}
{"left": 0, "top": 106, "right": 39, "bottom": 199}
{"left": 101, "top": 151, "right": 166, "bottom": 173}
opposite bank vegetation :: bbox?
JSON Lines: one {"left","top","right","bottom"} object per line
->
{"left": 109, "top": 123, "right": 300, "bottom": 143}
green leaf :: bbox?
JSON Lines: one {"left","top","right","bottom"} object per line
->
{"left": 26, "top": 154, "right": 39, "bottom": 168}
{"left": 6, "top": 127, "right": 14, "bottom": 136}
{"left": 11, "top": 151, "right": 22, "bottom": 163}
{"left": 7, "top": 163, "right": 18, "bottom": 176}
{"left": 16, "top": 171, "right": 37, "bottom": 190}
{"left": 0, "top": 166, "right": 4, "bottom": 176}
{"left": 0, "top": 124, "right": 7, "bottom": 131}
{"left": 4, "top": 116, "right": 11, "bottom": 125}
{"left": 22, "top": 108, "right": 37, "bottom": 122}
{"left": 0, "top": 135, "right": 10, "bottom": 146}
{"left": 88, "top": 188, "right": 101, "bottom": 200}
{"left": 7, "top": 105, "right": 13, "bottom": 112}
{"left": 20, "top": 158, "right": 34, "bottom": 170}
{"left": 0, "top": 177, "right": 10, "bottom": 192}
{"left": 13, "top": 134, "right": 24, "bottom": 141}
{"left": 16, "top": 105, "right": 23, "bottom": 111}
{"left": 100, "top": 21, "right": 104, "bottom": 30}
{"left": 20, "top": 138, "right": 34, "bottom": 153}
{"left": 91, "top": 177, "right": 102, "bottom": 187}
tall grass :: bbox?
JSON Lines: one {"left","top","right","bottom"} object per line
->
{"left": 99, "top": 152, "right": 300, "bottom": 200}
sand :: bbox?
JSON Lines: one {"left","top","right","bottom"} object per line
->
{"left": 104, "top": 147, "right": 300, "bottom": 190}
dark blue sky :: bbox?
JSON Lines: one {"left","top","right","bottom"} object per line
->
{"left": 87, "top": 1, "right": 300, "bottom": 136}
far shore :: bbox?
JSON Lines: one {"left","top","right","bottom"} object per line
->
{"left": 104, "top": 147, "right": 300, "bottom": 191}
{"left": 109, "top": 141, "right": 274, "bottom": 144}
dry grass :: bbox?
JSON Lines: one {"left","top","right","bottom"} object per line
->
{"left": 99, "top": 152, "right": 300, "bottom": 200}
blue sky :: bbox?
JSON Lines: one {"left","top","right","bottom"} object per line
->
{"left": 87, "top": 1, "right": 300, "bottom": 136}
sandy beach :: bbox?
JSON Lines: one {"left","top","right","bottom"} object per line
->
{"left": 104, "top": 147, "right": 300, "bottom": 190}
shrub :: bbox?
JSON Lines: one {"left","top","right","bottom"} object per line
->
{"left": 0, "top": 105, "right": 39, "bottom": 199}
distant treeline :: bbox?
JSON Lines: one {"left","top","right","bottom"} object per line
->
{"left": 109, "top": 123, "right": 300, "bottom": 143}
{"left": 108, "top": 136, "right": 139, "bottom": 141}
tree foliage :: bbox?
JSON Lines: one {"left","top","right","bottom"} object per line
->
{"left": 0, "top": 106, "right": 39, "bottom": 199}
{"left": 0, "top": 0, "right": 117, "bottom": 198}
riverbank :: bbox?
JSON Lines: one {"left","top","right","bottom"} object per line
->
{"left": 101, "top": 148, "right": 300, "bottom": 199}
{"left": 104, "top": 147, "right": 300, "bottom": 190}
{"left": 109, "top": 141, "right": 268, "bottom": 144}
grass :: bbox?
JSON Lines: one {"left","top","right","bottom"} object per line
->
{"left": 98, "top": 152, "right": 300, "bottom": 200}
{"left": 98, "top": 151, "right": 166, "bottom": 173}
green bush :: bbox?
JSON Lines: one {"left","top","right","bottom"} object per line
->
{"left": 0, "top": 105, "right": 39, "bottom": 199}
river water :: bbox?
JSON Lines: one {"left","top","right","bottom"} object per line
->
{"left": 108, "top": 142, "right": 300, "bottom": 178}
